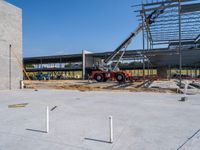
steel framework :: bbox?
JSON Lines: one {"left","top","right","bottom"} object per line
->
{"left": 135, "top": 0, "right": 200, "bottom": 44}
{"left": 132, "top": 0, "right": 200, "bottom": 82}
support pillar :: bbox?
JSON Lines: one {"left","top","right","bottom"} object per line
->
{"left": 157, "top": 67, "right": 169, "bottom": 79}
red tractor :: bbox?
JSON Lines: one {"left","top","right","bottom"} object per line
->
{"left": 91, "top": 70, "right": 132, "bottom": 83}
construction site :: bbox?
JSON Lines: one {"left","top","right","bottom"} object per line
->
{"left": 1, "top": 0, "right": 200, "bottom": 149}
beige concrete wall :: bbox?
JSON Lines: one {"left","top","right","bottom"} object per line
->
{"left": 0, "top": 0, "right": 22, "bottom": 89}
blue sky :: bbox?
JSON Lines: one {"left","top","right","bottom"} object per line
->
{"left": 7, "top": 0, "right": 142, "bottom": 57}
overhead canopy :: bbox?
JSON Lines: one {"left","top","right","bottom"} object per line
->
{"left": 24, "top": 47, "right": 200, "bottom": 67}
{"left": 24, "top": 54, "right": 82, "bottom": 64}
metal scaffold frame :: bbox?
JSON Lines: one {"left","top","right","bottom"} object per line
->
{"left": 136, "top": 0, "right": 200, "bottom": 47}
{"left": 133, "top": 0, "right": 200, "bottom": 82}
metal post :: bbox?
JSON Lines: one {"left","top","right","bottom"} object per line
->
{"left": 60, "top": 57, "right": 62, "bottom": 68}
{"left": 82, "top": 50, "right": 85, "bottom": 80}
{"left": 147, "top": 29, "right": 150, "bottom": 76}
{"left": 142, "top": 4, "right": 145, "bottom": 80}
{"left": 150, "top": 41, "right": 153, "bottom": 75}
{"left": 46, "top": 106, "right": 49, "bottom": 133}
{"left": 40, "top": 59, "right": 42, "bottom": 69}
{"left": 9, "top": 44, "right": 12, "bottom": 90}
{"left": 178, "top": 0, "right": 182, "bottom": 86}
{"left": 109, "top": 116, "right": 113, "bottom": 143}
{"left": 195, "top": 65, "right": 197, "bottom": 78}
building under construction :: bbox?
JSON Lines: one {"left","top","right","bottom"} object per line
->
{"left": 0, "top": 0, "right": 200, "bottom": 87}
{"left": 1, "top": 1, "right": 200, "bottom": 149}
{"left": 23, "top": 0, "right": 200, "bottom": 83}
{"left": 135, "top": 0, "right": 200, "bottom": 82}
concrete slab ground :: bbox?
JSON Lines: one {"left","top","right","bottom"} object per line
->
{"left": 0, "top": 90, "right": 200, "bottom": 150}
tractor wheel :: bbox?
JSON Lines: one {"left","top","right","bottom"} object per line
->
{"left": 95, "top": 74, "right": 104, "bottom": 82}
{"left": 116, "top": 73, "right": 125, "bottom": 83}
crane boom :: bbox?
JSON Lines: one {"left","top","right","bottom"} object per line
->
{"left": 104, "top": 24, "right": 143, "bottom": 64}
{"left": 104, "top": 5, "right": 165, "bottom": 65}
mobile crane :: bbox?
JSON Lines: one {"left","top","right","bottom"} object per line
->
{"left": 90, "top": 5, "right": 165, "bottom": 83}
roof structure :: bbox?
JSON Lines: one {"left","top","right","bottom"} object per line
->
{"left": 136, "top": 0, "right": 200, "bottom": 45}
{"left": 24, "top": 54, "right": 82, "bottom": 64}
{"left": 132, "top": 0, "right": 200, "bottom": 70}
{"left": 23, "top": 47, "right": 200, "bottom": 67}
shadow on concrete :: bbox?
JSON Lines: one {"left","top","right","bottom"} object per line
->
{"left": 84, "top": 138, "right": 111, "bottom": 144}
{"left": 177, "top": 129, "right": 200, "bottom": 150}
{"left": 50, "top": 106, "right": 57, "bottom": 111}
{"left": 26, "top": 128, "right": 47, "bottom": 133}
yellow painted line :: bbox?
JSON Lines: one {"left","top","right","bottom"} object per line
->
{"left": 8, "top": 103, "right": 28, "bottom": 108}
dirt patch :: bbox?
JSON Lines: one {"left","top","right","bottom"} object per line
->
{"left": 24, "top": 80, "right": 178, "bottom": 93}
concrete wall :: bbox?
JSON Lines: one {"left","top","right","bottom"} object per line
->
{"left": 82, "top": 50, "right": 104, "bottom": 79}
{"left": 82, "top": 50, "right": 93, "bottom": 79}
{"left": 0, "top": 1, "right": 22, "bottom": 89}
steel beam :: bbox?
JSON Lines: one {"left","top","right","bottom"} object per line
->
{"left": 150, "top": 20, "right": 200, "bottom": 27}
{"left": 181, "top": 3, "right": 200, "bottom": 13}
{"left": 143, "top": 0, "right": 197, "bottom": 7}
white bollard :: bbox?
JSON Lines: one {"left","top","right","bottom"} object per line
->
{"left": 46, "top": 106, "right": 49, "bottom": 133}
{"left": 109, "top": 116, "right": 113, "bottom": 143}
